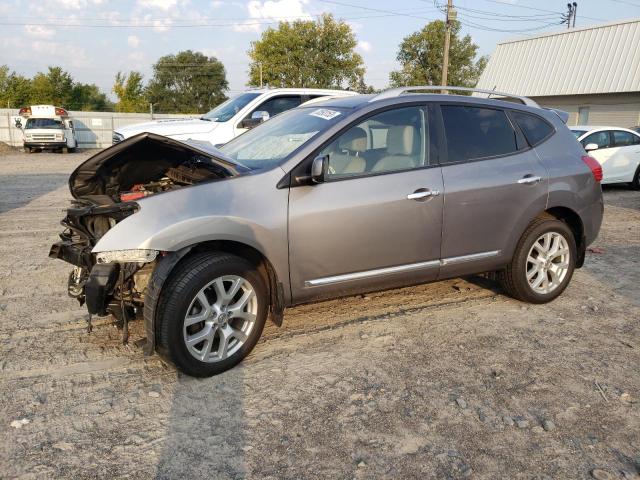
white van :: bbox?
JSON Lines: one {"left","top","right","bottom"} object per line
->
{"left": 16, "top": 105, "right": 78, "bottom": 153}
{"left": 112, "top": 88, "right": 358, "bottom": 146}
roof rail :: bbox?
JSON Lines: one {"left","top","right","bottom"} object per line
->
{"left": 369, "top": 86, "right": 539, "bottom": 107}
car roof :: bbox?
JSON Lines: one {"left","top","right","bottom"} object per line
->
{"left": 244, "top": 87, "right": 357, "bottom": 96}
{"left": 571, "top": 125, "right": 640, "bottom": 134}
{"left": 307, "top": 92, "right": 551, "bottom": 114}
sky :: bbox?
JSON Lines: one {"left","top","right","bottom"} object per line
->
{"left": 1, "top": 0, "right": 639, "bottom": 105}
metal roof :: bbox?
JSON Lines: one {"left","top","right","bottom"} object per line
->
{"left": 476, "top": 18, "right": 640, "bottom": 97}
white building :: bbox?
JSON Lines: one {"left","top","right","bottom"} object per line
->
{"left": 476, "top": 18, "right": 640, "bottom": 128}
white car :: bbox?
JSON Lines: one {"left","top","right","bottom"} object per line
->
{"left": 112, "top": 88, "right": 358, "bottom": 146}
{"left": 571, "top": 126, "right": 640, "bottom": 188}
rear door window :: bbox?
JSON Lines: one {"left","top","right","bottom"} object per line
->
{"left": 510, "top": 111, "right": 554, "bottom": 146}
{"left": 440, "top": 105, "right": 518, "bottom": 163}
{"left": 612, "top": 130, "right": 640, "bottom": 146}
{"left": 582, "top": 131, "right": 611, "bottom": 149}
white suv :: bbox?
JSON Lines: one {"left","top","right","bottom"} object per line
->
{"left": 112, "top": 88, "right": 357, "bottom": 146}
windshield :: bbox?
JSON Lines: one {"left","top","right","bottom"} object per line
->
{"left": 201, "top": 93, "right": 261, "bottom": 122}
{"left": 25, "top": 118, "right": 64, "bottom": 130}
{"left": 571, "top": 130, "right": 587, "bottom": 138}
{"left": 219, "top": 106, "right": 347, "bottom": 170}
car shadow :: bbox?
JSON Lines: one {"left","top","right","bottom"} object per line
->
{"left": 0, "top": 173, "right": 70, "bottom": 214}
{"left": 154, "top": 369, "right": 248, "bottom": 479}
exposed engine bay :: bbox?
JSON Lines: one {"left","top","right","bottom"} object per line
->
{"left": 49, "top": 133, "right": 241, "bottom": 340}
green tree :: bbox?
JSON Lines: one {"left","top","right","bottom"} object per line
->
{"left": 70, "top": 83, "right": 111, "bottom": 111}
{"left": 29, "top": 67, "right": 75, "bottom": 106}
{"left": 0, "top": 66, "right": 32, "bottom": 108}
{"left": 147, "top": 51, "right": 228, "bottom": 114}
{"left": 389, "top": 20, "right": 488, "bottom": 88}
{"left": 113, "top": 71, "right": 148, "bottom": 113}
{"left": 248, "top": 14, "right": 366, "bottom": 91}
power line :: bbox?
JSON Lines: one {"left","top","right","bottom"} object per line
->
{"left": 477, "top": 0, "right": 606, "bottom": 22}
{"left": 0, "top": 5, "right": 440, "bottom": 28}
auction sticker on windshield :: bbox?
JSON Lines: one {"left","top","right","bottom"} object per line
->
{"left": 309, "top": 109, "right": 341, "bottom": 120}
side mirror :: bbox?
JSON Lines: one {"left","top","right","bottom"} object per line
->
{"left": 68, "top": 120, "right": 74, "bottom": 129}
{"left": 584, "top": 143, "right": 599, "bottom": 152}
{"left": 14, "top": 118, "right": 22, "bottom": 129}
{"left": 240, "top": 110, "right": 270, "bottom": 129}
{"left": 311, "top": 155, "right": 329, "bottom": 183}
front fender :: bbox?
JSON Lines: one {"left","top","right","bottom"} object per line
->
{"left": 92, "top": 167, "right": 290, "bottom": 300}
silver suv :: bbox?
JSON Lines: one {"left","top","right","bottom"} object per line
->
{"left": 50, "top": 86, "right": 604, "bottom": 377}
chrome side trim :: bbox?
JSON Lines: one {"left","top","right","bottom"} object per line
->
{"left": 304, "top": 260, "right": 440, "bottom": 287}
{"left": 440, "top": 250, "right": 501, "bottom": 266}
{"left": 305, "top": 250, "right": 501, "bottom": 287}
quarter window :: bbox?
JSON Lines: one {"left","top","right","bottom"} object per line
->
{"left": 441, "top": 105, "right": 518, "bottom": 162}
{"left": 612, "top": 130, "right": 640, "bottom": 147}
{"left": 319, "top": 106, "right": 427, "bottom": 178}
{"left": 582, "top": 131, "right": 611, "bottom": 149}
{"left": 511, "top": 111, "right": 554, "bottom": 146}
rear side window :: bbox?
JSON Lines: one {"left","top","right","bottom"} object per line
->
{"left": 441, "top": 105, "right": 518, "bottom": 162}
{"left": 612, "top": 130, "right": 640, "bottom": 146}
{"left": 511, "top": 111, "right": 554, "bottom": 146}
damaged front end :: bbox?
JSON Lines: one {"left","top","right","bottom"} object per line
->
{"left": 49, "top": 132, "right": 241, "bottom": 340}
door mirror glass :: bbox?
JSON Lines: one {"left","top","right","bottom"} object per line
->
{"left": 584, "top": 143, "right": 599, "bottom": 152}
{"left": 240, "top": 111, "right": 270, "bottom": 129}
{"left": 311, "top": 155, "right": 328, "bottom": 183}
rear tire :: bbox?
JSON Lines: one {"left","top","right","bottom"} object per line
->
{"left": 67, "top": 147, "right": 76, "bottom": 153}
{"left": 630, "top": 165, "right": 640, "bottom": 190}
{"left": 498, "top": 215, "right": 576, "bottom": 303}
{"left": 156, "top": 252, "right": 268, "bottom": 377}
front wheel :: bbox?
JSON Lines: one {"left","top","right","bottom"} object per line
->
{"left": 498, "top": 216, "right": 576, "bottom": 303}
{"left": 156, "top": 252, "right": 268, "bottom": 377}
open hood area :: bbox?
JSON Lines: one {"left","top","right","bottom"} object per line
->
{"left": 69, "top": 132, "right": 246, "bottom": 200}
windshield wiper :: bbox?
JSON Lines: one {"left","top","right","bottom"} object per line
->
{"left": 200, "top": 117, "right": 212, "bottom": 122}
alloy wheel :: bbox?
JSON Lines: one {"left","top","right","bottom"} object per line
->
{"left": 526, "top": 232, "right": 570, "bottom": 295}
{"left": 183, "top": 275, "right": 258, "bottom": 363}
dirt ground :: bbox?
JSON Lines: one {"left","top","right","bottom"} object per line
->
{"left": 0, "top": 150, "right": 638, "bottom": 480}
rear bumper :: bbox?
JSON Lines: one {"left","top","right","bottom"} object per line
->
{"left": 25, "top": 141, "right": 67, "bottom": 149}
{"left": 580, "top": 192, "right": 604, "bottom": 247}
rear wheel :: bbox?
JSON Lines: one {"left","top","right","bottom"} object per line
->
{"left": 156, "top": 252, "right": 268, "bottom": 377}
{"left": 498, "top": 216, "right": 576, "bottom": 303}
{"left": 630, "top": 164, "right": 640, "bottom": 190}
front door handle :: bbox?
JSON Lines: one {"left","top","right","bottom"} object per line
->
{"left": 517, "top": 175, "right": 542, "bottom": 185}
{"left": 407, "top": 189, "right": 440, "bottom": 200}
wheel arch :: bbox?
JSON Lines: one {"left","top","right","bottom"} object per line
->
{"left": 143, "top": 240, "right": 285, "bottom": 356}
{"left": 542, "top": 206, "right": 586, "bottom": 267}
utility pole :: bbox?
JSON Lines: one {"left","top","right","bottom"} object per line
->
{"left": 441, "top": 0, "right": 454, "bottom": 93}
{"left": 564, "top": 2, "right": 577, "bottom": 29}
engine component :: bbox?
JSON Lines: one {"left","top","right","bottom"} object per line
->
{"left": 85, "top": 263, "right": 120, "bottom": 316}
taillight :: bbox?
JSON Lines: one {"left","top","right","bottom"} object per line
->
{"left": 582, "top": 155, "right": 602, "bottom": 183}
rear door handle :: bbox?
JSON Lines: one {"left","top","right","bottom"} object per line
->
{"left": 407, "top": 189, "right": 440, "bottom": 200}
{"left": 517, "top": 175, "right": 542, "bottom": 185}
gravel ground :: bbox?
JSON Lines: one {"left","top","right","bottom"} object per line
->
{"left": 0, "top": 150, "right": 639, "bottom": 480}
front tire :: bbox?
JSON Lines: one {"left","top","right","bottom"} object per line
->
{"left": 498, "top": 216, "right": 576, "bottom": 303}
{"left": 156, "top": 252, "right": 268, "bottom": 377}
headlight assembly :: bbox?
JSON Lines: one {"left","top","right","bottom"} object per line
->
{"left": 95, "top": 249, "right": 158, "bottom": 264}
